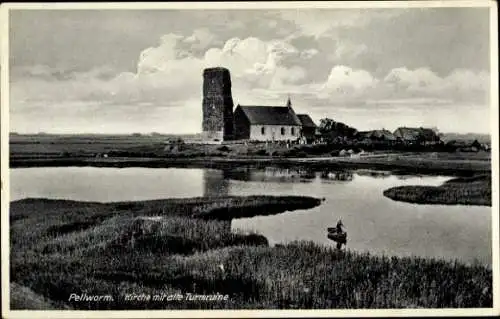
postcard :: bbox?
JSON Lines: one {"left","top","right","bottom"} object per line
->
{"left": 1, "top": 1, "right": 498, "bottom": 318}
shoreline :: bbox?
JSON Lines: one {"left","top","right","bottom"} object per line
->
{"left": 9, "top": 155, "right": 491, "bottom": 177}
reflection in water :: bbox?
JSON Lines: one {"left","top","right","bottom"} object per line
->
{"left": 203, "top": 170, "right": 229, "bottom": 197}
{"left": 223, "top": 167, "right": 357, "bottom": 183}
{"left": 320, "top": 170, "right": 354, "bottom": 182}
{"left": 10, "top": 167, "right": 492, "bottom": 264}
{"left": 396, "top": 174, "right": 424, "bottom": 180}
{"left": 223, "top": 167, "right": 317, "bottom": 183}
{"left": 355, "top": 169, "right": 392, "bottom": 179}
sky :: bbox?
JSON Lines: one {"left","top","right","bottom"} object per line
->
{"left": 8, "top": 6, "right": 492, "bottom": 134}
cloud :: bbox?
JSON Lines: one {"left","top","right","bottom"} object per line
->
{"left": 300, "top": 48, "right": 319, "bottom": 59}
{"left": 283, "top": 64, "right": 490, "bottom": 107}
{"left": 330, "top": 41, "right": 368, "bottom": 63}
{"left": 321, "top": 65, "right": 378, "bottom": 96}
{"left": 10, "top": 23, "right": 491, "bottom": 134}
{"left": 10, "top": 65, "right": 118, "bottom": 83}
{"left": 203, "top": 37, "right": 305, "bottom": 90}
{"left": 442, "top": 69, "right": 489, "bottom": 92}
{"left": 183, "top": 28, "right": 217, "bottom": 50}
{"left": 11, "top": 33, "right": 310, "bottom": 110}
{"left": 382, "top": 67, "right": 489, "bottom": 103}
{"left": 137, "top": 34, "right": 194, "bottom": 74}
{"left": 383, "top": 67, "right": 441, "bottom": 90}
{"left": 204, "top": 37, "right": 269, "bottom": 77}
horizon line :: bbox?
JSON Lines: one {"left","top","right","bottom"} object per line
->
{"left": 8, "top": 131, "right": 492, "bottom": 136}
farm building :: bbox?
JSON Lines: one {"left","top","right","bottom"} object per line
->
{"left": 359, "top": 129, "right": 396, "bottom": 143}
{"left": 393, "top": 127, "right": 441, "bottom": 145}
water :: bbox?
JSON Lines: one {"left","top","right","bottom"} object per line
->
{"left": 10, "top": 167, "right": 492, "bottom": 264}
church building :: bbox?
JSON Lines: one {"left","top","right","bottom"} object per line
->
{"left": 233, "top": 98, "right": 302, "bottom": 142}
{"left": 201, "top": 67, "right": 316, "bottom": 143}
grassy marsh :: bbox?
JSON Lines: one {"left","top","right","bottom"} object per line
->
{"left": 9, "top": 196, "right": 493, "bottom": 310}
{"left": 383, "top": 174, "right": 491, "bottom": 206}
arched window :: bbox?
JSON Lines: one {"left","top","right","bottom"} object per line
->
{"left": 261, "top": 127, "right": 265, "bottom": 135}
{"left": 291, "top": 127, "right": 295, "bottom": 136}
{"left": 281, "top": 127, "right": 285, "bottom": 135}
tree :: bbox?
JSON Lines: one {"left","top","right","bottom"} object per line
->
{"left": 318, "top": 118, "right": 358, "bottom": 143}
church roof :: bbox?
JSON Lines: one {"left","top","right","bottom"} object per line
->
{"left": 297, "top": 114, "right": 317, "bottom": 128}
{"left": 236, "top": 105, "right": 302, "bottom": 126}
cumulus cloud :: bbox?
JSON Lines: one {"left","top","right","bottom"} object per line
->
{"left": 11, "top": 33, "right": 310, "bottom": 110}
{"left": 203, "top": 37, "right": 308, "bottom": 92}
{"left": 204, "top": 37, "right": 269, "bottom": 77}
{"left": 293, "top": 65, "right": 490, "bottom": 106}
{"left": 321, "top": 65, "right": 378, "bottom": 96}
{"left": 204, "top": 37, "right": 299, "bottom": 79}
{"left": 384, "top": 67, "right": 441, "bottom": 91}
{"left": 382, "top": 67, "right": 489, "bottom": 103}
{"left": 183, "top": 28, "right": 217, "bottom": 50}
{"left": 330, "top": 41, "right": 368, "bottom": 63}
{"left": 137, "top": 34, "right": 197, "bottom": 74}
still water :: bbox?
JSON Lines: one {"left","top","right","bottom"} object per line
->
{"left": 10, "top": 167, "right": 492, "bottom": 264}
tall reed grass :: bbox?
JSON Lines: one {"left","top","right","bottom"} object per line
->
{"left": 9, "top": 197, "right": 492, "bottom": 310}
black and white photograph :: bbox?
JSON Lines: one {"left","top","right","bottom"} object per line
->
{"left": 1, "top": 1, "right": 498, "bottom": 317}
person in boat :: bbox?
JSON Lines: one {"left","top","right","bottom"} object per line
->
{"left": 336, "top": 219, "right": 344, "bottom": 234}
{"left": 335, "top": 219, "right": 346, "bottom": 250}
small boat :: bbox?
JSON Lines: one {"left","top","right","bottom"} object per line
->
{"left": 327, "top": 228, "right": 347, "bottom": 243}
{"left": 327, "top": 232, "right": 347, "bottom": 243}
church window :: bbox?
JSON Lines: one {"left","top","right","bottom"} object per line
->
{"left": 261, "top": 127, "right": 265, "bottom": 135}
{"left": 291, "top": 127, "right": 295, "bottom": 135}
{"left": 281, "top": 127, "right": 285, "bottom": 135}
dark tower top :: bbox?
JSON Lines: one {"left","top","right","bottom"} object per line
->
{"left": 203, "top": 67, "right": 232, "bottom": 95}
{"left": 202, "top": 67, "right": 234, "bottom": 141}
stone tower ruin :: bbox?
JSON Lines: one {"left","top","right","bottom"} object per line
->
{"left": 202, "top": 67, "right": 234, "bottom": 141}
